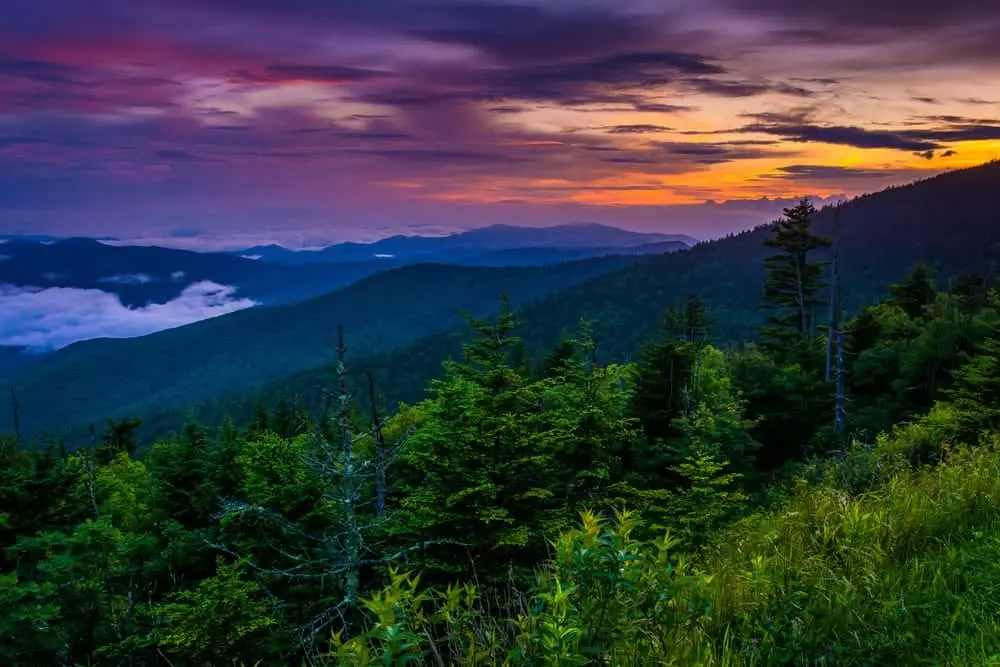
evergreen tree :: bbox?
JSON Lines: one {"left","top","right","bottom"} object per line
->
{"left": 889, "top": 263, "right": 937, "bottom": 320}
{"left": 247, "top": 397, "right": 270, "bottom": 439}
{"left": 540, "top": 337, "right": 578, "bottom": 378}
{"left": 760, "top": 199, "right": 831, "bottom": 359}
{"left": 97, "top": 417, "right": 142, "bottom": 462}
{"left": 664, "top": 295, "right": 712, "bottom": 344}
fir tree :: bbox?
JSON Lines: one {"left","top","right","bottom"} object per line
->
{"left": 760, "top": 199, "right": 831, "bottom": 359}
{"left": 889, "top": 263, "right": 937, "bottom": 320}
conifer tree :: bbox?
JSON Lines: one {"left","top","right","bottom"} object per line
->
{"left": 888, "top": 263, "right": 937, "bottom": 320}
{"left": 760, "top": 199, "right": 831, "bottom": 359}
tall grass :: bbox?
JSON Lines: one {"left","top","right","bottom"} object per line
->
{"left": 316, "top": 429, "right": 1000, "bottom": 665}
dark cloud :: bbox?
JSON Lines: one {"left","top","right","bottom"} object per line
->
{"left": 633, "top": 102, "right": 693, "bottom": 113}
{"left": 0, "top": 58, "right": 76, "bottom": 84}
{"left": 723, "top": 0, "right": 1000, "bottom": 68}
{"left": 653, "top": 140, "right": 785, "bottom": 164}
{"left": 232, "top": 64, "right": 391, "bottom": 84}
{"left": 408, "top": 3, "right": 661, "bottom": 61}
{"left": 911, "top": 124, "right": 1000, "bottom": 142}
{"left": 739, "top": 115, "right": 1000, "bottom": 153}
{"left": 607, "top": 124, "right": 673, "bottom": 134}
{"left": 347, "top": 148, "right": 531, "bottom": 165}
{"left": 744, "top": 123, "right": 941, "bottom": 151}
{"left": 499, "top": 51, "right": 724, "bottom": 94}
{"left": 766, "top": 164, "right": 897, "bottom": 180}
{"left": 357, "top": 49, "right": 759, "bottom": 114}
{"left": 724, "top": 0, "right": 999, "bottom": 29}
{"left": 741, "top": 108, "right": 817, "bottom": 124}
{"left": 686, "top": 78, "right": 814, "bottom": 98}
{"left": 921, "top": 114, "right": 998, "bottom": 124}
{"left": 601, "top": 156, "right": 659, "bottom": 164}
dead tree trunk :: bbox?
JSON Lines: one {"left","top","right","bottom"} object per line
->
{"left": 336, "top": 325, "right": 362, "bottom": 607}
{"left": 367, "top": 372, "right": 387, "bottom": 518}
{"left": 830, "top": 204, "right": 847, "bottom": 437}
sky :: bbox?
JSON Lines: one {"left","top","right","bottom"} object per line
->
{"left": 2, "top": 0, "right": 999, "bottom": 248}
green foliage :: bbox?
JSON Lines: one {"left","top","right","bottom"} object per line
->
{"left": 7, "top": 229, "right": 1000, "bottom": 665}
{"left": 948, "top": 291, "right": 1000, "bottom": 435}
{"left": 317, "top": 423, "right": 1000, "bottom": 666}
{"left": 393, "top": 307, "right": 635, "bottom": 578}
{"left": 157, "top": 558, "right": 276, "bottom": 662}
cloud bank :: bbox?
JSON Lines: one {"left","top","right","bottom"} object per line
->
{"left": 0, "top": 282, "right": 256, "bottom": 351}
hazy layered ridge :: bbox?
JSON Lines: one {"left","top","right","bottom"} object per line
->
{"left": 1, "top": 255, "right": 639, "bottom": 437}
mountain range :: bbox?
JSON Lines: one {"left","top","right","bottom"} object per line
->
{"left": 3, "top": 162, "right": 999, "bottom": 442}
{"left": 0, "top": 224, "right": 692, "bottom": 359}
{"left": 0, "top": 237, "right": 387, "bottom": 308}
{"left": 231, "top": 223, "right": 694, "bottom": 264}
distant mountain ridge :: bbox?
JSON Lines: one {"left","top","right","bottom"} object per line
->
{"left": 0, "top": 237, "right": 392, "bottom": 308}
{"left": 232, "top": 223, "right": 696, "bottom": 264}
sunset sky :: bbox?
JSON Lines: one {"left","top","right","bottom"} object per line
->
{"left": 2, "top": 0, "right": 999, "bottom": 248}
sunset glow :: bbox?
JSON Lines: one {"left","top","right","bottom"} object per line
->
{"left": 2, "top": 0, "right": 998, "bottom": 246}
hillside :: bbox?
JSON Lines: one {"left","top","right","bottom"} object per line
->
{"left": 1, "top": 255, "right": 639, "bottom": 438}
{"left": 165, "top": 162, "right": 1000, "bottom": 433}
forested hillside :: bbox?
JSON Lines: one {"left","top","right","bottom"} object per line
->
{"left": 1, "top": 256, "right": 639, "bottom": 439}
{"left": 156, "top": 161, "right": 1000, "bottom": 438}
{"left": 4, "top": 186, "right": 1000, "bottom": 664}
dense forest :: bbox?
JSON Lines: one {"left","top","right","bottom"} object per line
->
{"left": 5, "top": 194, "right": 1000, "bottom": 664}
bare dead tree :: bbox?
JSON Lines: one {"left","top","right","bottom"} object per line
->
{"left": 212, "top": 325, "right": 464, "bottom": 647}
{"left": 335, "top": 324, "right": 362, "bottom": 606}
{"left": 829, "top": 204, "right": 848, "bottom": 437}
{"left": 86, "top": 424, "right": 100, "bottom": 518}
{"left": 834, "top": 322, "right": 847, "bottom": 437}
{"left": 367, "top": 372, "right": 387, "bottom": 518}
{"left": 825, "top": 204, "right": 843, "bottom": 384}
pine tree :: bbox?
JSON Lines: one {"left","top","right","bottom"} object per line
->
{"left": 247, "top": 398, "right": 270, "bottom": 440}
{"left": 888, "top": 263, "right": 937, "bottom": 320}
{"left": 97, "top": 417, "right": 142, "bottom": 463}
{"left": 664, "top": 295, "right": 712, "bottom": 344}
{"left": 630, "top": 318, "right": 698, "bottom": 448}
{"left": 394, "top": 298, "right": 567, "bottom": 580}
{"left": 760, "top": 199, "right": 831, "bottom": 359}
